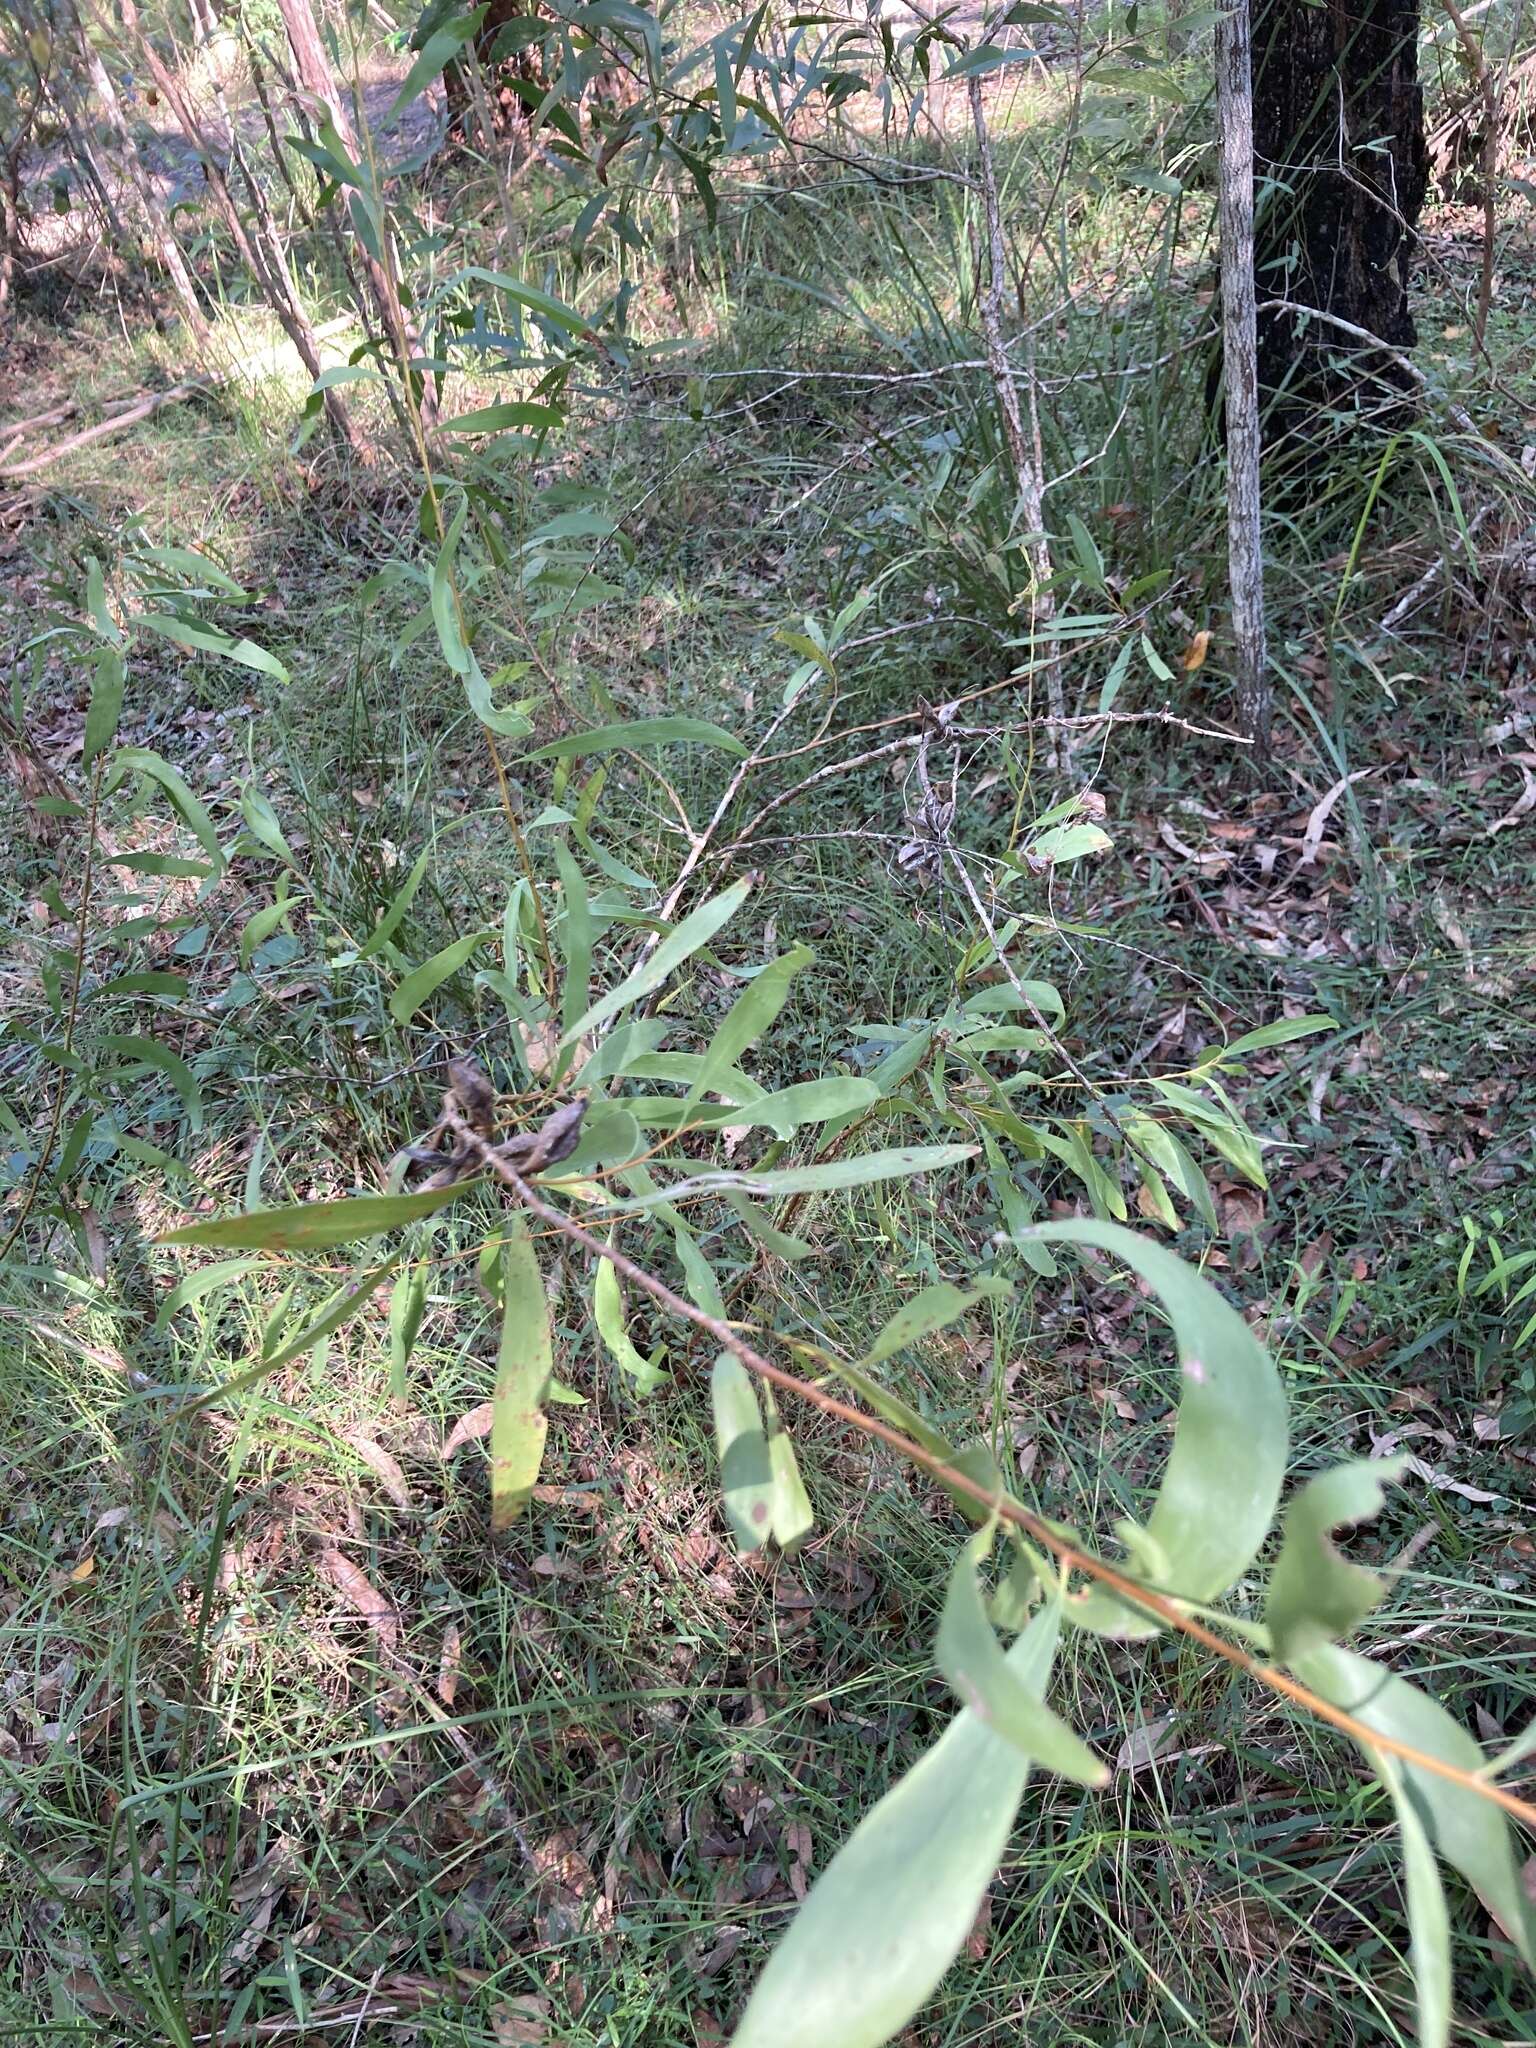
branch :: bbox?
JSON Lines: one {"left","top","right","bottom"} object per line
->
{"left": 443, "top": 1109, "right": 1536, "bottom": 1834}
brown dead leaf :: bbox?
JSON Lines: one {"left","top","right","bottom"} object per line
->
{"left": 316, "top": 1548, "right": 399, "bottom": 1648}
{"left": 492, "top": 1996, "right": 551, "bottom": 2046}
{"left": 69, "top": 1555, "right": 95, "bottom": 1583}
{"left": 783, "top": 1819, "right": 812, "bottom": 1900}
{"left": 520, "top": 1018, "right": 565, "bottom": 1078}
{"left": 346, "top": 1434, "right": 413, "bottom": 1511}
{"left": 437, "top": 1622, "right": 463, "bottom": 1706}
{"left": 443, "top": 1402, "right": 494, "bottom": 1458}
{"left": 1180, "top": 628, "right": 1211, "bottom": 672}
{"left": 692, "top": 1925, "right": 746, "bottom": 1978}
{"left": 964, "top": 1891, "right": 993, "bottom": 1961}
{"left": 1116, "top": 1712, "right": 1177, "bottom": 1774}
{"left": 80, "top": 1207, "right": 109, "bottom": 1280}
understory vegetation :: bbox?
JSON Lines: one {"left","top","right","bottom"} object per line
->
{"left": 1, "top": 1, "right": 1535, "bottom": 2043}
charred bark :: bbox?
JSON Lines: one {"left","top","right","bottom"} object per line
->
{"left": 1250, "top": 0, "right": 1429, "bottom": 446}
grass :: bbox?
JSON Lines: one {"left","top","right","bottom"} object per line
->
{"left": 3, "top": 39, "right": 1536, "bottom": 2048}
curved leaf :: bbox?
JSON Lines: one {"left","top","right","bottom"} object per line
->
{"left": 730, "top": 1606, "right": 1062, "bottom": 2048}
{"left": 1267, "top": 1457, "right": 1405, "bottom": 1662}
{"left": 1293, "top": 1641, "right": 1536, "bottom": 1972}
{"left": 1030, "top": 1221, "right": 1287, "bottom": 1639}
{"left": 594, "top": 1257, "right": 668, "bottom": 1394}
{"left": 683, "top": 947, "right": 813, "bottom": 1107}
{"left": 861, "top": 1278, "right": 1010, "bottom": 1368}
{"left": 614, "top": 1143, "right": 978, "bottom": 1206}
{"left": 937, "top": 1534, "right": 1107, "bottom": 1784}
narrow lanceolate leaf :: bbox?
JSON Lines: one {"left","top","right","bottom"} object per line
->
{"left": 160, "top": 1182, "right": 471, "bottom": 1250}
{"left": 613, "top": 1144, "right": 979, "bottom": 1207}
{"left": 1376, "top": 1751, "right": 1452, "bottom": 2048}
{"left": 153, "top": 1256, "right": 266, "bottom": 1328}
{"left": 936, "top": 1534, "right": 1108, "bottom": 1785}
{"left": 134, "top": 612, "right": 289, "bottom": 682}
{"left": 731, "top": 1607, "right": 1064, "bottom": 2048}
{"left": 860, "top": 1278, "right": 1011, "bottom": 1369}
{"left": 184, "top": 1255, "right": 400, "bottom": 1412}
{"left": 1292, "top": 1641, "right": 1536, "bottom": 1973}
{"left": 561, "top": 876, "right": 753, "bottom": 1049}
{"left": 491, "top": 1220, "right": 551, "bottom": 1528}
{"left": 1266, "top": 1457, "right": 1405, "bottom": 1663}
{"left": 712, "top": 1353, "right": 774, "bottom": 1553}
{"left": 388, "top": 1260, "right": 430, "bottom": 1404}
{"left": 83, "top": 645, "right": 125, "bottom": 767}
{"left": 683, "top": 946, "right": 813, "bottom": 1108}
{"left": 98, "top": 1033, "right": 204, "bottom": 1131}
{"left": 388, "top": 930, "right": 496, "bottom": 1024}
{"left": 594, "top": 1257, "right": 668, "bottom": 1394}
{"left": 1029, "top": 1221, "right": 1287, "bottom": 1640}
{"left": 530, "top": 716, "right": 749, "bottom": 760}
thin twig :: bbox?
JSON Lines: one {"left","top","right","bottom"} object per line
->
{"left": 1438, "top": 0, "right": 1498, "bottom": 346}
{"left": 966, "top": 72, "right": 1063, "bottom": 762}
{"left": 444, "top": 1111, "right": 1536, "bottom": 1833}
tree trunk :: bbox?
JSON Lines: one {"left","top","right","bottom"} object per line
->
{"left": 273, "top": 0, "right": 438, "bottom": 430}
{"left": 116, "top": 0, "right": 365, "bottom": 454}
{"left": 73, "top": 0, "right": 211, "bottom": 343}
{"left": 1251, "top": 0, "right": 1429, "bottom": 443}
{"left": 1216, "top": 0, "right": 1269, "bottom": 747}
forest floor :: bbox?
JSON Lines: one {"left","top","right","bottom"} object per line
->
{"left": 2, "top": 63, "right": 1536, "bottom": 2048}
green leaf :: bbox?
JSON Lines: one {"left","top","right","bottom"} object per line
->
{"left": 594, "top": 1257, "right": 668, "bottom": 1394}
{"left": 1291, "top": 1641, "right": 1536, "bottom": 1973}
{"left": 1029, "top": 1221, "right": 1288, "bottom": 1639}
{"left": 683, "top": 946, "right": 813, "bottom": 1106}
{"left": 491, "top": 1218, "right": 551, "bottom": 1527}
{"left": 99, "top": 1033, "right": 204, "bottom": 1131}
{"left": 388, "top": 8, "right": 485, "bottom": 119}
{"left": 184, "top": 1255, "right": 399, "bottom": 1411}
{"left": 530, "top": 717, "right": 748, "bottom": 760}
{"left": 616, "top": 1144, "right": 978, "bottom": 1207}
{"left": 861, "top": 1279, "right": 1009, "bottom": 1369}
{"left": 766, "top": 1423, "right": 814, "bottom": 1553}
{"left": 1205, "top": 1013, "right": 1338, "bottom": 1062}
{"left": 240, "top": 788, "right": 299, "bottom": 869}
{"left": 1267, "top": 1458, "right": 1405, "bottom": 1663}
{"left": 747, "top": 1075, "right": 878, "bottom": 1137}
{"left": 359, "top": 841, "right": 435, "bottom": 959}
{"left": 153, "top": 1256, "right": 266, "bottom": 1328}
{"left": 83, "top": 646, "right": 125, "bottom": 767}
{"left": 561, "top": 876, "right": 752, "bottom": 1049}
{"left": 936, "top": 1533, "right": 1108, "bottom": 1784}
{"left": 388, "top": 1260, "right": 429, "bottom": 1403}
{"left": 1028, "top": 820, "right": 1112, "bottom": 865}
{"left": 134, "top": 612, "right": 288, "bottom": 683}
{"left": 731, "top": 1606, "right": 1063, "bottom": 2048}
{"left": 106, "top": 747, "right": 224, "bottom": 871}
{"left": 554, "top": 841, "right": 592, "bottom": 1046}
{"left": 388, "top": 930, "right": 495, "bottom": 1024}
{"left": 712, "top": 1352, "right": 774, "bottom": 1553}
{"left": 444, "top": 400, "right": 565, "bottom": 435}
{"left": 558, "top": 1101, "right": 640, "bottom": 1176}
{"left": 1377, "top": 1751, "right": 1452, "bottom": 2048}
{"left": 160, "top": 1182, "right": 472, "bottom": 1250}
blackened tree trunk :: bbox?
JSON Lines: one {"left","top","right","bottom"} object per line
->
{"left": 1251, "top": 0, "right": 1430, "bottom": 444}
